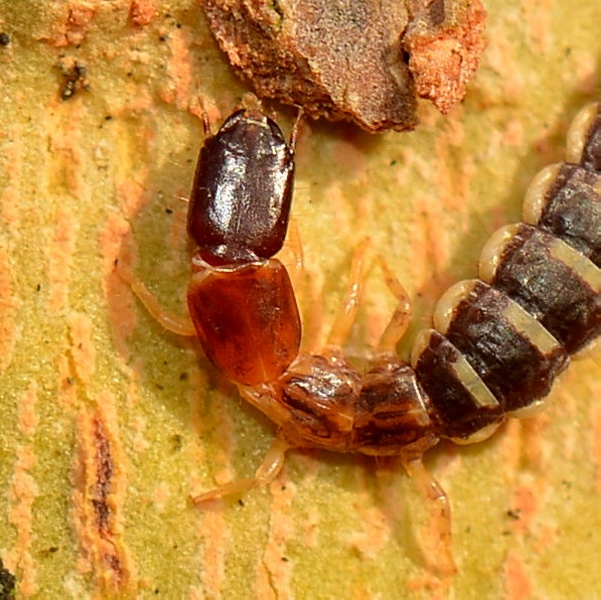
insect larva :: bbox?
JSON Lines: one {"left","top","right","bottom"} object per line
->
{"left": 131, "top": 101, "right": 600, "bottom": 573}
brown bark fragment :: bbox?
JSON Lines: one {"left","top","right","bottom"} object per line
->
{"left": 201, "top": 0, "right": 487, "bottom": 131}
{"left": 403, "top": 0, "right": 488, "bottom": 114}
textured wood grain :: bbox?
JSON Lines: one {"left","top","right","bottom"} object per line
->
{"left": 0, "top": 0, "right": 600, "bottom": 597}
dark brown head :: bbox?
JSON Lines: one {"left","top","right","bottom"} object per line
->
{"left": 187, "top": 109, "right": 295, "bottom": 267}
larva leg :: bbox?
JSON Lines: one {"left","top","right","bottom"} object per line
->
{"left": 375, "top": 254, "right": 413, "bottom": 353}
{"left": 326, "top": 239, "right": 371, "bottom": 348}
{"left": 192, "top": 434, "right": 291, "bottom": 504}
{"left": 130, "top": 278, "right": 197, "bottom": 337}
{"left": 402, "top": 456, "right": 457, "bottom": 576}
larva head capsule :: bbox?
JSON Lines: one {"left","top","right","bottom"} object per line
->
{"left": 187, "top": 109, "right": 295, "bottom": 267}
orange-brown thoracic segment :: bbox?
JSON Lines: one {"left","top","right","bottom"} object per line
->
{"left": 187, "top": 259, "right": 301, "bottom": 386}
